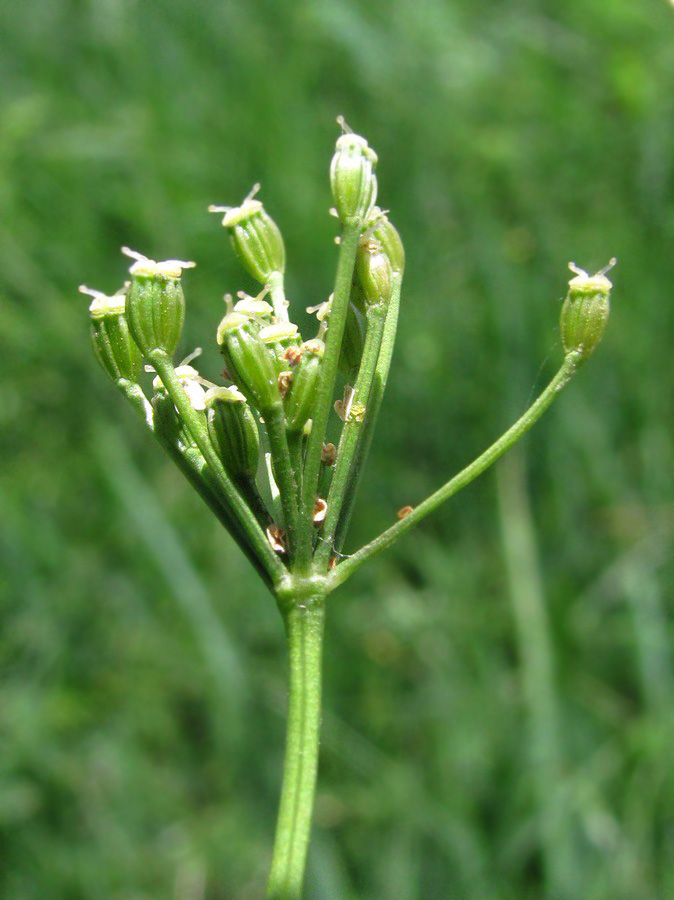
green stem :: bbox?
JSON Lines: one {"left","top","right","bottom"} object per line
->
{"left": 315, "top": 302, "right": 387, "bottom": 568}
{"left": 117, "top": 379, "right": 154, "bottom": 427}
{"left": 287, "top": 431, "right": 304, "bottom": 499}
{"left": 236, "top": 475, "right": 273, "bottom": 531}
{"left": 116, "top": 378, "right": 275, "bottom": 589}
{"left": 334, "top": 274, "right": 401, "bottom": 552}
{"left": 169, "top": 445, "right": 274, "bottom": 591}
{"left": 328, "top": 351, "right": 582, "bottom": 590}
{"left": 269, "top": 271, "right": 289, "bottom": 323}
{"left": 296, "top": 220, "right": 363, "bottom": 569}
{"left": 149, "top": 350, "right": 287, "bottom": 587}
{"left": 267, "top": 595, "right": 326, "bottom": 899}
{"left": 266, "top": 404, "right": 300, "bottom": 555}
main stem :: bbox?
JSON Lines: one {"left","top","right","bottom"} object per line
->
{"left": 267, "top": 595, "right": 326, "bottom": 899}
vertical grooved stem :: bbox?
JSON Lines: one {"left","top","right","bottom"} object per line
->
{"left": 266, "top": 597, "right": 326, "bottom": 899}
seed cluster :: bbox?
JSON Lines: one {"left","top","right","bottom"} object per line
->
{"left": 84, "top": 123, "right": 404, "bottom": 574}
{"left": 83, "top": 122, "right": 613, "bottom": 582}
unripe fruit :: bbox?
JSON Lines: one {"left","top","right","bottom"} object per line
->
{"left": 355, "top": 238, "right": 393, "bottom": 309}
{"left": 560, "top": 260, "right": 615, "bottom": 361}
{"left": 339, "top": 302, "right": 366, "bottom": 376}
{"left": 83, "top": 286, "right": 142, "bottom": 384}
{"left": 330, "top": 123, "right": 378, "bottom": 223}
{"left": 122, "top": 248, "right": 194, "bottom": 358}
{"left": 285, "top": 340, "right": 324, "bottom": 433}
{"left": 205, "top": 386, "right": 260, "bottom": 481}
{"left": 370, "top": 211, "right": 405, "bottom": 276}
{"left": 217, "top": 314, "right": 280, "bottom": 414}
{"left": 210, "top": 188, "right": 285, "bottom": 285}
{"left": 152, "top": 386, "right": 195, "bottom": 450}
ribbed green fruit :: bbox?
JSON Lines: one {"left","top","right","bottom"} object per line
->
{"left": 152, "top": 388, "right": 195, "bottom": 450}
{"left": 339, "top": 303, "right": 366, "bottom": 377}
{"left": 206, "top": 387, "right": 260, "bottom": 480}
{"left": 560, "top": 261, "right": 614, "bottom": 361}
{"left": 126, "top": 274, "right": 185, "bottom": 358}
{"left": 371, "top": 212, "right": 405, "bottom": 276}
{"left": 217, "top": 314, "right": 280, "bottom": 414}
{"left": 285, "top": 342, "right": 324, "bottom": 433}
{"left": 86, "top": 290, "right": 143, "bottom": 384}
{"left": 355, "top": 238, "right": 393, "bottom": 309}
{"left": 224, "top": 198, "right": 285, "bottom": 285}
{"left": 330, "top": 130, "right": 378, "bottom": 223}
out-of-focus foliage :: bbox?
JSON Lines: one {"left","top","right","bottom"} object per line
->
{"left": 1, "top": 1, "right": 673, "bottom": 897}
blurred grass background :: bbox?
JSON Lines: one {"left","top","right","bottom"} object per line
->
{"left": 2, "top": 1, "right": 674, "bottom": 897}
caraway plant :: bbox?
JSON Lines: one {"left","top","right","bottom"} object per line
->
{"left": 82, "top": 120, "right": 614, "bottom": 899}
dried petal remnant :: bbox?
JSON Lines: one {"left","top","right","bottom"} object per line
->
{"left": 313, "top": 498, "right": 328, "bottom": 525}
{"left": 278, "top": 371, "right": 293, "bottom": 398}
{"left": 283, "top": 345, "right": 304, "bottom": 366}
{"left": 321, "top": 443, "right": 337, "bottom": 466}
{"left": 266, "top": 525, "right": 287, "bottom": 555}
